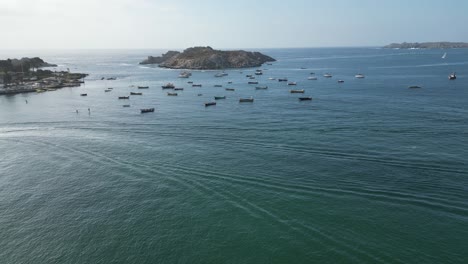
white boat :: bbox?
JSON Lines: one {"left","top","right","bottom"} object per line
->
{"left": 355, "top": 74, "right": 365, "bottom": 78}
{"left": 323, "top": 73, "right": 332, "bottom": 78}
{"left": 307, "top": 76, "right": 317, "bottom": 80}
{"left": 442, "top": 52, "right": 447, "bottom": 59}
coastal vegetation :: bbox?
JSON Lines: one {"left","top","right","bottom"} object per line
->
{"left": 140, "top": 46, "right": 276, "bottom": 69}
{"left": 384, "top": 42, "right": 468, "bottom": 49}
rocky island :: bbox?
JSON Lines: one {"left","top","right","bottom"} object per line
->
{"left": 140, "top": 46, "right": 276, "bottom": 69}
{"left": 1, "top": 57, "right": 87, "bottom": 95}
{"left": 384, "top": 42, "right": 468, "bottom": 49}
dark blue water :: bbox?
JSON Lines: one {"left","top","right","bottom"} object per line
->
{"left": 1, "top": 48, "right": 467, "bottom": 263}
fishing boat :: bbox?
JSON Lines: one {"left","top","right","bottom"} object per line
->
{"left": 161, "top": 83, "right": 175, "bottom": 89}
{"left": 355, "top": 74, "right": 365, "bottom": 79}
{"left": 449, "top": 73, "right": 456, "bottom": 80}
{"left": 288, "top": 82, "right": 297, "bottom": 86}
{"left": 138, "top": 86, "right": 149, "bottom": 89}
{"left": 130, "top": 92, "right": 142, "bottom": 95}
{"left": 248, "top": 81, "right": 259, "bottom": 84}
{"left": 167, "top": 92, "right": 178, "bottom": 96}
{"left": 204, "top": 102, "right": 217, "bottom": 107}
{"left": 290, "top": 89, "right": 305, "bottom": 93}
{"left": 225, "top": 88, "right": 235, "bottom": 91}
{"left": 298, "top": 97, "right": 312, "bottom": 101}
{"left": 140, "top": 108, "right": 155, "bottom": 113}
{"left": 118, "top": 96, "right": 129, "bottom": 99}
{"left": 307, "top": 76, "right": 317, "bottom": 80}
{"left": 174, "top": 88, "right": 184, "bottom": 91}
{"left": 323, "top": 73, "right": 333, "bottom": 78}
{"left": 192, "top": 84, "right": 202, "bottom": 87}
{"left": 80, "top": 93, "right": 87, "bottom": 96}
{"left": 255, "top": 86, "right": 268, "bottom": 90}
{"left": 239, "top": 97, "right": 254, "bottom": 103}
{"left": 214, "top": 96, "right": 226, "bottom": 100}
{"left": 278, "top": 78, "right": 288, "bottom": 82}
{"left": 408, "top": 85, "right": 422, "bottom": 89}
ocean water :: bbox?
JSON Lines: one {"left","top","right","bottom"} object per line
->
{"left": 0, "top": 48, "right": 467, "bottom": 263}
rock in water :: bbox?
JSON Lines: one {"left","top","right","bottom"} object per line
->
{"left": 139, "top": 46, "right": 276, "bottom": 69}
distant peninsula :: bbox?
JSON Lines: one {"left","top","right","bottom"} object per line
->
{"left": 1, "top": 57, "right": 87, "bottom": 95}
{"left": 384, "top": 42, "right": 468, "bottom": 49}
{"left": 139, "top": 46, "right": 276, "bottom": 69}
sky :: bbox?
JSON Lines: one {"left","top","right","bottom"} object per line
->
{"left": 1, "top": 0, "right": 468, "bottom": 49}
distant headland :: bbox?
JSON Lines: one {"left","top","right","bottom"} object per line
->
{"left": 384, "top": 42, "right": 468, "bottom": 49}
{"left": 139, "top": 46, "right": 276, "bottom": 70}
{"left": 1, "top": 57, "right": 87, "bottom": 95}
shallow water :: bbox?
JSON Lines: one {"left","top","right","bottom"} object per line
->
{"left": 1, "top": 48, "right": 467, "bottom": 263}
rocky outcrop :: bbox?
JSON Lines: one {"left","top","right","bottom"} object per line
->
{"left": 384, "top": 42, "right": 468, "bottom": 49}
{"left": 139, "top": 51, "right": 181, "bottom": 65}
{"left": 139, "top": 46, "right": 276, "bottom": 69}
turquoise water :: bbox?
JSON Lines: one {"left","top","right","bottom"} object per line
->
{"left": 1, "top": 48, "right": 467, "bottom": 263}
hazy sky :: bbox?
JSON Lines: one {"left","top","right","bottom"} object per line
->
{"left": 1, "top": 0, "right": 468, "bottom": 49}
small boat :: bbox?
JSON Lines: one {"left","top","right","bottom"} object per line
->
{"left": 255, "top": 71, "right": 263, "bottom": 75}
{"left": 307, "top": 77, "right": 318, "bottom": 80}
{"left": 188, "top": 81, "right": 194, "bottom": 84}
{"left": 101, "top": 77, "right": 105, "bottom": 80}
{"left": 310, "top": 72, "right": 315, "bottom": 75}
{"left": 239, "top": 97, "right": 254, "bottom": 103}
{"left": 249, "top": 76, "right": 256, "bottom": 79}
{"left": 449, "top": 73, "right": 456, "bottom": 80}
{"left": 355, "top": 74, "right": 365, "bottom": 79}
{"left": 204, "top": 102, "right": 217, "bottom": 107}
{"left": 122, "top": 104, "right": 130, "bottom": 107}
{"left": 80, "top": 93, "right": 87, "bottom": 96}
{"left": 214, "top": 96, "right": 226, "bottom": 100}
{"left": 255, "top": 86, "right": 268, "bottom": 90}
{"left": 197, "top": 93, "right": 203, "bottom": 96}
{"left": 298, "top": 97, "right": 312, "bottom": 101}
{"left": 246, "top": 74, "right": 253, "bottom": 78}
{"left": 323, "top": 73, "right": 332, "bottom": 78}
{"left": 167, "top": 92, "right": 178, "bottom": 96}
{"left": 138, "top": 86, "right": 149, "bottom": 89}
{"left": 228, "top": 81, "right": 233, "bottom": 84}
{"left": 178, "top": 72, "right": 191, "bottom": 78}
{"left": 442, "top": 52, "right": 447, "bottom": 59}
{"left": 141, "top": 108, "right": 155, "bottom": 113}
{"left": 130, "top": 92, "right": 142, "bottom": 95}
{"left": 225, "top": 88, "right": 235, "bottom": 91}
{"left": 107, "top": 77, "right": 116, "bottom": 80}
{"left": 215, "top": 72, "right": 228, "bottom": 77}
{"left": 300, "top": 67, "right": 307, "bottom": 69}
{"left": 278, "top": 78, "right": 288, "bottom": 82}
{"left": 118, "top": 96, "right": 130, "bottom": 99}
{"left": 214, "top": 84, "right": 223, "bottom": 87}
{"left": 408, "top": 85, "right": 422, "bottom": 89}
{"left": 337, "top": 80, "right": 344, "bottom": 83}
{"left": 268, "top": 77, "right": 276, "bottom": 80}
{"left": 192, "top": 84, "right": 202, "bottom": 87}
{"left": 174, "top": 88, "right": 184, "bottom": 91}
{"left": 105, "top": 89, "right": 112, "bottom": 92}
{"left": 162, "top": 83, "right": 175, "bottom": 89}
{"left": 290, "top": 89, "right": 305, "bottom": 93}
{"left": 288, "top": 82, "right": 297, "bottom": 86}
{"left": 248, "top": 81, "right": 258, "bottom": 84}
